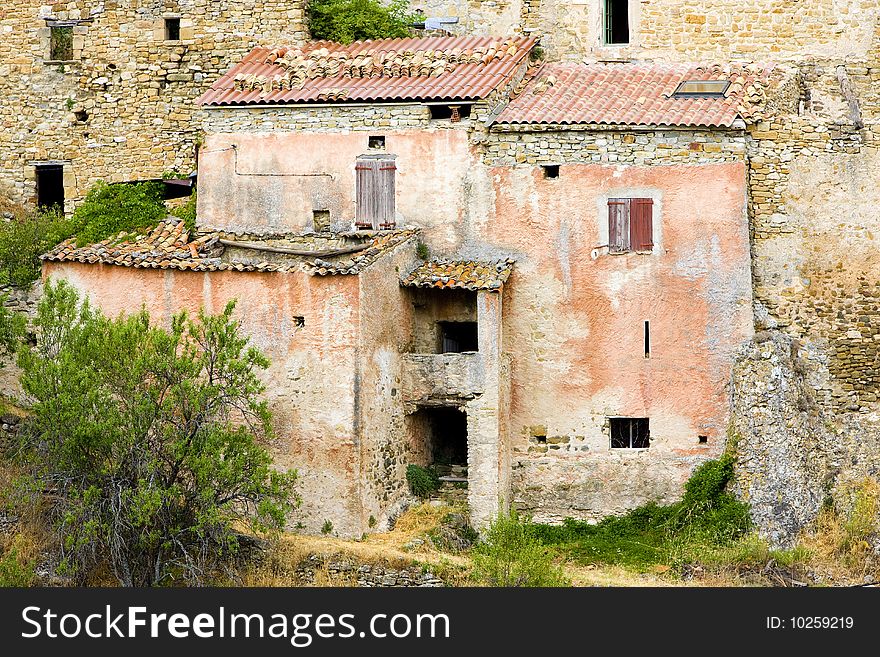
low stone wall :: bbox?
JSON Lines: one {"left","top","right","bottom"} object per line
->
{"left": 294, "top": 554, "right": 445, "bottom": 587}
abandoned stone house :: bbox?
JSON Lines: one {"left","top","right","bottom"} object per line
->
{"left": 8, "top": 1, "right": 880, "bottom": 542}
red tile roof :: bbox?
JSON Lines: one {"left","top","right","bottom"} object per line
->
{"left": 198, "top": 36, "right": 535, "bottom": 106}
{"left": 401, "top": 258, "right": 514, "bottom": 291}
{"left": 42, "top": 220, "right": 418, "bottom": 275}
{"left": 495, "top": 62, "right": 774, "bottom": 127}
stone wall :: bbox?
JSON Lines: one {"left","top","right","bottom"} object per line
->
{"left": 0, "top": 0, "right": 306, "bottom": 212}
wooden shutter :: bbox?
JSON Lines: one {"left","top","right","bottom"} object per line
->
{"left": 608, "top": 198, "right": 630, "bottom": 253}
{"left": 630, "top": 198, "right": 653, "bottom": 252}
{"left": 355, "top": 155, "right": 396, "bottom": 229}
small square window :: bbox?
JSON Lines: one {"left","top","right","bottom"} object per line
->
{"left": 49, "top": 26, "right": 73, "bottom": 61}
{"left": 429, "top": 104, "right": 472, "bottom": 121}
{"left": 610, "top": 417, "right": 649, "bottom": 449}
{"left": 165, "top": 18, "right": 181, "bottom": 41}
{"left": 312, "top": 209, "right": 330, "bottom": 231}
{"left": 293, "top": 316, "right": 305, "bottom": 328}
{"left": 368, "top": 135, "right": 386, "bottom": 149}
{"left": 542, "top": 165, "right": 560, "bottom": 179}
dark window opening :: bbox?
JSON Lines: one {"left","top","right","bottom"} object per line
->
{"left": 608, "top": 197, "right": 653, "bottom": 254}
{"left": 429, "top": 104, "right": 472, "bottom": 121}
{"left": 610, "top": 417, "right": 649, "bottom": 449}
{"left": 36, "top": 164, "right": 64, "bottom": 211}
{"left": 312, "top": 209, "right": 330, "bottom": 231}
{"left": 533, "top": 433, "right": 547, "bottom": 444}
{"left": 73, "top": 110, "right": 89, "bottom": 123}
{"left": 164, "top": 18, "right": 181, "bottom": 41}
{"left": 293, "top": 316, "right": 305, "bottom": 328}
{"left": 644, "top": 320, "right": 650, "bottom": 358}
{"left": 49, "top": 26, "right": 73, "bottom": 61}
{"left": 698, "top": 435, "right": 708, "bottom": 444}
{"left": 368, "top": 135, "right": 386, "bottom": 149}
{"left": 438, "top": 321, "right": 478, "bottom": 353}
{"left": 542, "top": 165, "right": 560, "bottom": 179}
{"left": 604, "top": 0, "right": 629, "bottom": 45}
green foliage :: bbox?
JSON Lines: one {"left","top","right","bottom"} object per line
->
{"left": 10, "top": 280, "right": 298, "bottom": 586}
{"left": 65, "top": 98, "right": 74, "bottom": 111}
{"left": 171, "top": 191, "right": 197, "bottom": 234}
{"left": 0, "top": 546, "right": 36, "bottom": 587}
{"left": 0, "top": 298, "right": 25, "bottom": 358}
{"left": 406, "top": 464, "right": 440, "bottom": 499}
{"left": 416, "top": 241, "right": 430, "bottom": 260}
{"left": 368, "top": 515, "right": 377, "bottom": 528}
{"left": 70, "top": 181, "right": 167, "bottom": 246}
{"left": 306, "top": 0, "right": 415, "bottom": 43}
{"left": 532, "top": 455, "right": 752, "bottom": 570}
{"left": 472, "top": 508, "right": 570, "bottom": 587}
{"left": 321, "top": 520, "right": 334, "bottom": 535}
{"left": 0, "top": 207, "right": 78, "bottom": 287}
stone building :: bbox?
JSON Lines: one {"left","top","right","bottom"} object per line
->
{"left": 11, "top": 1, "right": 880, "bottom": 542}
{"left": 0, "top": 0, "right": 306, "bottom": 213}
{"left": 42, "top": 35, "right": 771, "bottom": 533}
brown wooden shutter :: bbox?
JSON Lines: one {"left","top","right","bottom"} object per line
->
{"left": 608, "top": 198, "right": 630, "bottom": 253}
{"left": 630, "top": 198, "right": 653, "bottom": 251}
{"left": 355, "top": 155, "right": 396, "bottom": 229}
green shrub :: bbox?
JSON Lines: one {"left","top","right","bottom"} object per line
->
{"left": 171, "top": 191, "right": 197, "bottom": 234}
{"left": 306, "top": 0, "right": 414, "bottom": 43}
{"left": 10, "top": 280, "right": 298, "bottom": 586}
{"left": 0, "top": 208, "right": 77, "bottom": 287}
{"left": 532, "top": 455, "right": 752, "bottom": 569}
{"left": 0, "top": 546, "right": 36, "bottom": 587}
{"left": 70, "top": 181, "right": 166, "bottom": 246}
{"left": 406, "top": 464, "right": 440, "bottom": 499}
{"left": 472, "top": 508, "right": 570, "bottom": 587}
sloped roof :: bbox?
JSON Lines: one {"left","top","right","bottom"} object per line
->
{"left": 401, "top": 258, "right": 514, "bottom": 291}
{"left": 42, "top": 220, "right": 418, "bottom": 276}
{"left": 495, "top": 62, "right": 774, "bottom": 127}
{"left": 198, "top": 35, "right": 535, "bottom": 106}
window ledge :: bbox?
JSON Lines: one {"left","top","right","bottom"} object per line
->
{"left": 44, "top": 59, "right": 79, "bottom": 65}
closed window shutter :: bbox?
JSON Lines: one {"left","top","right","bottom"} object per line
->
{"left": 356, "top": 155, "right": 396, "bottom": 229}
{"left": 608, "top": 198, "right": 630, "bottom": 253}
{"left": 630, "top": 198, "right": 653, "bottom": 251}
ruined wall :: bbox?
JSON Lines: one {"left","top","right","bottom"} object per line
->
{"left": 0, "top": 0, "right": 306, "bottom": 212}
{"left": 413, "top": 0, "right": 877, "bottom": 60}
{"left": 409, "top": 288, "right": 478, "bottom": 354}
{"left": 41, "top": 261, "right": 369, "bottom": 536}
{"left": 199, "top": 108, "right": 483, "bottom": 250}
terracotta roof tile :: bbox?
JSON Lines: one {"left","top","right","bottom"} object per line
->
{"left": 42, "top": 220, "right": 418, "bottom": 276}
{"left": 495, "top": 62, "right": 775, "bottom": 127}
{"left": 198, "top": 36, "right": 535, "bottom": 106}
{"left": 400, "top": 258, "right": 514, "bottom": 291}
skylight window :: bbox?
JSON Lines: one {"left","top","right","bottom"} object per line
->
{"left": 672, "top": 80, "right": 730, "bottom": 97}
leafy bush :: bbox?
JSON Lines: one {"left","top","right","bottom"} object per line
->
{"left": 171, "top": 191, "right": 197, "bottom": 234}
{"left": 532, "top": 455, "right": 752, "bottom": 569}
{"left": 306, "top": 0, "right": 414, "bottom": 43}
{"left": 10, "top": 280, "right": 298, "bottom": 586}
{"left": 70, "top": 181, "right": 166, "bottom": 246}
{"left": 0, "top": 208, "right": 77, "bottom": 287}
{"left": 0, "top": 545, "right": 36, "bottom": 587}
{"left": 406, "top": 464, "right": 440, "bottom": 499}
{"left": 472, "top": 508, "right": 570, "bottom": 587}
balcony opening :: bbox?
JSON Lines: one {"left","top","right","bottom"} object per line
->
{"left": 407, "top": 406, "right": 468, "bottom": 481}
{"left": 438, "top": 321, "right": 478, "bottom": 353}
{"left": 408, "top": 288, "right": 477, "bottom": 354}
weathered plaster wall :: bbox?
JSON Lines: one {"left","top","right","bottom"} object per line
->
{"left": 477, "top": 158, "right": 754, "bottom": 521}
{"left": 198, "top": 114, "right": 481, "bottom": 250}
{"left": 41, "top": 261, "right": 368, "bottom": 536}
{"left": 0, "top": 0, "right": 306, "bottom": 211}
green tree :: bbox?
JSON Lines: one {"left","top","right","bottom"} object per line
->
{"left": 306, "top": 0, "right": 414, "bottom": 43}
{"left": 12, "top": 280, "right": 297, "bottom": 586}
{"left": 70, "top": 181, "right": 167, "bottom": 246}
{"left": 472, "top": 508, "right": 570, "bottom": 587}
